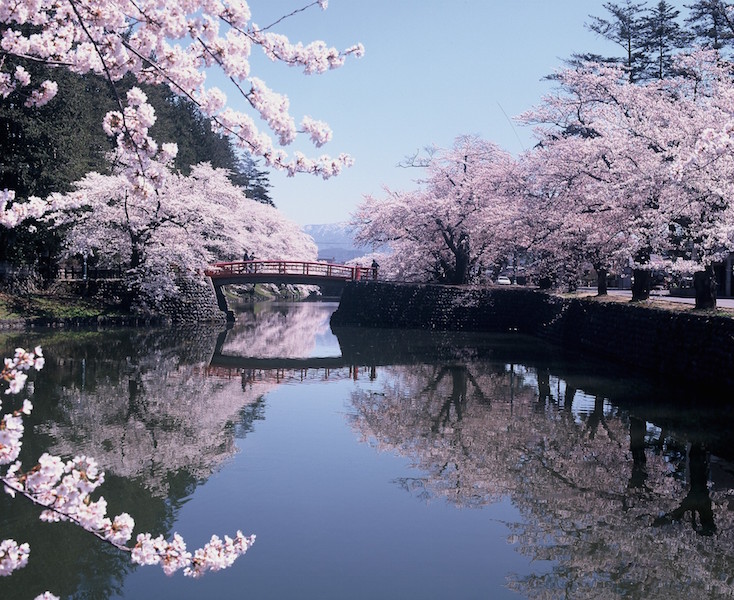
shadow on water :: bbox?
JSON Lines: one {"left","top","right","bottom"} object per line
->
{"left": 329, "top": 325, "right": 734, "bottom": 457}
{"left": 215, "top": 317, "right": 734, "bottom": 461}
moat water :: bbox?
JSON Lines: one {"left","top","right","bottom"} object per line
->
{"left": 2, "top": 302, "right": 734, "bottom": 599}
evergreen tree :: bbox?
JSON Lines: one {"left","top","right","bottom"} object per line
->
{"left": 585, "top": 1, "right": 650, "bottom": 82}
{"left": 143, "top": 83, "right": 241, "bottom": 176}
{"left": 642, "top": 1, "right": 691, "bottom": 79}
{"left": 233, "top": 154, "right": 274, "bottom": 206}
{"left": 144, "top": 85, "right": 274, "bottom": 205}
{"left": 685, "top": 0, "right": 734, "bottom": 52}
{"left": 0, "top": 64, "right": 116, "bottom": 271}
{"left": 0, "top": 65, "right": 114, "bottom": 200}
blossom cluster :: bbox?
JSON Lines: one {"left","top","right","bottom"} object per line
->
{"left": 250, "top": 28, "right": 365, "bottom": 75}
{"left": 1, "top": 347, "right": 44, "bottom": 400}
{"left": 0, "top": 64, "right": 58, "bottom": 107}
{"left": 132, "top": 530, "right": 255, "bottom": 577}
{"left": 301, "top": 115, "right": 333, "bottom": 147}
{"left": 102, "top": 87, "right": 179, "bottom": 197}
{"left": 0, "top": 539, "right": 29, "bottom": 577}
{"left": 0, "top": 190, "right": 47, "bottom": 229}
{"left": 3, "top": 450, "right": 256, "bottom": 577}
{"left": 0, "top": 347, "right": 44, "bottom": 578}
{"left": 0, "top": 0, "right": 363, "bottom": 179}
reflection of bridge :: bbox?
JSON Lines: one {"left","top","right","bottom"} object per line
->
{"left": 206, "top": 260, "right": 377, "bottom": 321}
{"left": 205, "top": 362, "right": 377, "bottom": 385}
{"left": 210, "top": 355, "right": 350, "bottom": 370}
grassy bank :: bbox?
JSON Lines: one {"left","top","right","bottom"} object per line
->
{"left": 562, "top": 289, "right": 734, "bottom": 318}
{"left": 0, "top": 291, "right": 125, "bottom": 325}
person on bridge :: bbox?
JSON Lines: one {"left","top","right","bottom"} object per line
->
{"left": 371, "top": 259, "right": 380, "bottom": 280}
{"left": 243, "top": 250, "right": 256, "bottom": 272}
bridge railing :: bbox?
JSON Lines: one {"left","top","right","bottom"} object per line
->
{"left": 205, "top": 260, "right": 376, "bottom": 281}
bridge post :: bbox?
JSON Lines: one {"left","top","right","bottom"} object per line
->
{"left": 212, "top": 283, "right": 235, "bottom": 322}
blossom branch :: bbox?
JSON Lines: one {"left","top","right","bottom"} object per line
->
{"left": 1, "top": 347, "right": 256, "bottom": 583}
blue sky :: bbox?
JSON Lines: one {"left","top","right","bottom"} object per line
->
{"left": 239, "top": 0, "right": 686, "bottom": 226}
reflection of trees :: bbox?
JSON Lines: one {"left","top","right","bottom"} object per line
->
{"left": 38, "top": 328, "right": 273, "bottom": 497}
{"left": 0, "top": 327, "right": 270, "bottom": 600}
{"left": 654, "top": 442, "right": 716, "bottom": 535}
{"left": 222, "top": 302, "right": 336, "bottom": 358}
{"left": 351, "top": 361, "right": 528, "bottom": 508}
{"left": 349, "top": 362, "right": 734, "bottom": 599}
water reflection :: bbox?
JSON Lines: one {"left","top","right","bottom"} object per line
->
{"left": 1, "top": 303, "right": 733, "bottom": 599}
{"left": 0, "top": 325, "right": 271, "bottom": 600}
{"left": 344, "top": 338, "right": 734, "bottom": 599}
{"left": 219, "top": 301, "right": 340, "bottom": 359}
{"left": 39, "top": 327, "right": 272, "bottom": 497}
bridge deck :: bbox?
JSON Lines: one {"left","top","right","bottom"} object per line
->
{"left": 205, "top": 260, "right": 376, "bottom": 285}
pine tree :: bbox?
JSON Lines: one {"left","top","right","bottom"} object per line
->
{"left": 585, "top": 1, "right": 650, "bottom": 82}
{"left": 0, "top": 66, "right": 115, "bottom": 200}
{"left": 0, "top": 64, "right": 117, "bottom": 271}
{"left": 642, "top": 1, "right": 691, "bottom": 79}
{"left": 233, "top": 154, "right": 274, "bottom": 206}
{"left": 143, "top": 83, "right": 240, "bottom": 176}
{"left": 685, "top": 0, "right": 734, "bottom": 52}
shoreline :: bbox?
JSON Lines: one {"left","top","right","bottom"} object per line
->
{"left": 331, "top": 281, "right": 734, "bottom": 390}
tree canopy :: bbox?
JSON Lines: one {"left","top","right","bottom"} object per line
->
{"left": 351, "top": 2, "right": 734, "bottom": 308}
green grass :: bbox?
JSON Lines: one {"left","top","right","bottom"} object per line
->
{"left": 0, "top": 292, "right": 124, "bottom": 321}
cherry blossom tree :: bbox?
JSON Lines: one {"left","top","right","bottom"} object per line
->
{"left": 0, "top": 0, "right": 363, "bottom": 198}
{"left": 515, "top": 62, "right": 671, "bottom": 295}
{"left": 352, "top": 136, "right": 518, "bottom": 285}
{"left": 668, "top": 49, "right": 734, "bottom": 306}
{"left": 514, "top": 131, "right": 632, "bottom": 294}
{"left": 0, "top": 1, "right": 361, "bottom": 596}
{"left": 519, "top": 53, "right": 734, "bottom": 305}
{"left": 45, "top": 154, "right": 317, "bottom": 306}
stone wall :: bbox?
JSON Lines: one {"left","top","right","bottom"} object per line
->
{"left": 331, "top": 281, "right": 734, "bottom": 389}
{"left": 51, "top": 277, "right": 226, "bottom": 325}
{"left": 147, "top": 277, "right": 226, "bottom": 324}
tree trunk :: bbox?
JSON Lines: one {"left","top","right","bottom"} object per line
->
{"left": 596, "top": 267, "right": 608, "bottom": 296}
{"left": 451, "top": 233, "right": 470, "bottom": 284}
{"left": 631, "top": 268, "right": 650, "bottom": 301}
{"left": 130, "top": 241, "right": 142, "bottom": 270}
{"left": 563, "top": 385, "right": 576, "bottom": 411}
{"left": 538, "top": 276, "right": 553, "bottom": 290}
{"left": 693, "top": 266, "right": 717, "bottom": 309}
{"left": 628, "top": 417, "right": 647, "bottom": 489}
{"left": 654, "top": 443, "right": 716, "bottom": 536}
{"left": 537, "top": 369, "right": 551, "bottom": 407}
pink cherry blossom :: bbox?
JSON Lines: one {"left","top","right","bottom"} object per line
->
{"left": 0, "top": 0, "right": 362, "bottom": 182}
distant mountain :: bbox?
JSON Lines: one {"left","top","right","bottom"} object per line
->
{"left": 303, "top": 223, "right": 366, "bottom": 263}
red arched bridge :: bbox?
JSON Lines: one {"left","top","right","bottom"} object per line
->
{"left": 205, "top": 260, "right": 378, "bottom": 321}
{"left": 205, "top": 260, "right": 377, "bottom": 286}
